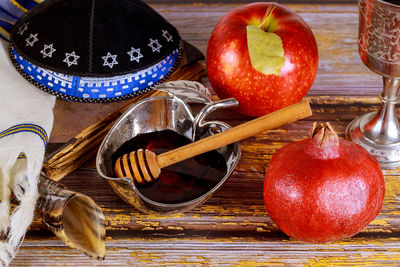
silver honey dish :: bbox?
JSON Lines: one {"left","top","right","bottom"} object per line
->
{"left": 96, "top": 81, "right": 241, "bottom": 214}
{"left": 346, "top": 0, "right": 400, "bottom": 168}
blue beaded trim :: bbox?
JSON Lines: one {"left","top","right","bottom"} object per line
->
{"left": 11, "top": 46, "right": 180, "bottom": 102}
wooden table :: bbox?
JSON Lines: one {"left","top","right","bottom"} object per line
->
{"left": 12, "top": 1, "right": 400, "bottom": 265}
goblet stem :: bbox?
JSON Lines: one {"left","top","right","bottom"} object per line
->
{"left": 363, "top": 77, "right": 400, "bottom": 144}
{"left": 349, "top": 0, "right": 400, "bottom": 168}
{"left": 345, "top": 77, "right": 400, "bottom": 169}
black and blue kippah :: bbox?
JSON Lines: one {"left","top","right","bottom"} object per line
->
{"left": 9, "top": 0, "right": 183, "bottom": 102}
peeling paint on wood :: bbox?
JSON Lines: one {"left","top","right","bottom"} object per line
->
{"left": 13, "top": 1, "right": 400, "bottom": 266}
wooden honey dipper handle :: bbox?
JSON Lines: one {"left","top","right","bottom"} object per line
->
{"left": 155, "top": 98, "right": 312, "bottom": 169}
{"left": 115, "top": 99, "right": 312, "bottom": 184}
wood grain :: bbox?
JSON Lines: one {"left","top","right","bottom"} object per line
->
{"left": 11, "top": 239, "right": 400, "bottom": 266}
{"left": 13, "top": 2, "right": 400, "bottom": 266}
{"left": 17, "top": 96, "right": 400, "bottom": 265}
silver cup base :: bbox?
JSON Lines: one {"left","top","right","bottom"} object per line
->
{"left": 346, "top": 112, "right": 400, "bottom": 169}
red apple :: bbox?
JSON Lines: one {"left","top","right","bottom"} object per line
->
{"left": 207, "top": 3, "right": 318, "bottom": 117}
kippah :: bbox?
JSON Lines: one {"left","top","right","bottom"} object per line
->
{"left": 9, "top": 0, "right": 182, "bottom": 102}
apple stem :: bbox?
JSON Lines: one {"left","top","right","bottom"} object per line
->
{"left": 259, "top": 5, "right": 276, "bottom": 31}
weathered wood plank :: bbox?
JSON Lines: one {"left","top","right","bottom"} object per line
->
{"left": 15, "top": 2, "right": 400, "bottom": 265}
{"left": 21, "top": 103, "right": 400, "bottom": 262}
{"left": 11, "top": 238, "right": 400, "bottom": 266}
{"left": 28, "top": 96, "right": 400, "bottom": 240}
{"left": 29, "top": 169, "right": 400, "bottom": 234}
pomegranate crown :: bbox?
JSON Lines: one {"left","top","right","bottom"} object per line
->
{"left": 307, "top": 122, "right": 340, "bottom": 160}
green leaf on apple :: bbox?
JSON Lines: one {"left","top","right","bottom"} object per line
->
{"left": 247, "top": 25, "right": 285, "bottom": 75}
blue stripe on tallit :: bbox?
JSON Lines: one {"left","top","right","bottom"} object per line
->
{"left": 12, "top": 48, "right": 180, "bottom": 100}
{"left": 0, "top": 123, "right": 48, "bottom": 145}
{"left": 0, "top": 2, "right": 47, "bottom": 147}
{"left": 0, "top": 18, "right": 13, "bottom": 40}
{"left": 0, "top": 0, "right": 40, "bottom": 39}
{"left": 11, "top": 0, "right": 39, "bottom": 12}
{"left": 0, "top": 6, "right": 19, "bottom": 22}
{"left": 0, "top": 18, "right": 13, "bottom": 32}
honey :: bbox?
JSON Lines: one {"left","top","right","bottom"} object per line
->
{"left": 112, "top": 130, "right": 228, "bottom": 204}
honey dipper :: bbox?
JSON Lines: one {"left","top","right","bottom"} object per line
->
{"left": 114, "top": 98, "right": 312, "bottom": 184}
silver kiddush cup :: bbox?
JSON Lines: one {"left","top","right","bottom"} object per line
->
{"left": 346, "top": 0, "right": 400, "bottom": 168}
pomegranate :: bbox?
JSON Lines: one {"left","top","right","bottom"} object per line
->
{"left": 263, "top": 122, "right": 385, "bottom": 243}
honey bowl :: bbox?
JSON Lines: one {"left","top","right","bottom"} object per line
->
{"left": 96, "top": 83, "right": 240, "bottom": 214}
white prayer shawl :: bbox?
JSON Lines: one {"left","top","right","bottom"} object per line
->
{"left": 0, "top": 39, "right": 55, "bottom": 265}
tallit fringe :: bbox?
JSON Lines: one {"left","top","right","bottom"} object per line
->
{"left": 0, "top": 151, "right": 40, "bottom": 266}
{"left": 0, "top": 242, "right": 13, "bottom": 266}
{"left": 0, "top": 168, "right": 11, "bottom": 234}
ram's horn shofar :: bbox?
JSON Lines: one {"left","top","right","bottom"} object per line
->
{"left": 37, "top": 174, "right": 106, "bottom": 259}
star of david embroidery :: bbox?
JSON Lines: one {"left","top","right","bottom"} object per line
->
{"left": 127, "top": 47, "right": 143, "bottom": 63}
{"left": 25, "top": 33, "right": 38, "bottom": 47}
{"left": 162, "top": 30, "right": 173, "bottom": 42}
{"left": 148, "top": 38, "right": 162, "bottom": 53}
{"left": 18, "top": 23, "right": 29, "bottom": 35}
{"left": 102, "top": 52, "right": 118, "bottom": 68}
{"left": 63, "top": 51, "right": 80, "bottom": 67}
{"left": 40, "top": 44, "right": 56, "bottom": 58}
